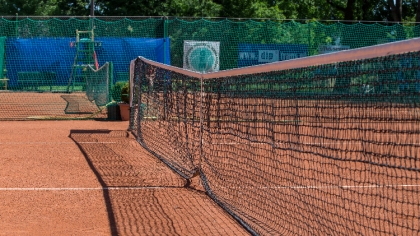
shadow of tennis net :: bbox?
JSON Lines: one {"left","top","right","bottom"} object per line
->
{"left": 69, "top": 129, "right": 250, "bottom": 236}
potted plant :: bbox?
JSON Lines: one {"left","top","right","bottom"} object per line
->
{"left": 118, "top": 82, "right": 130, "bottom": 121}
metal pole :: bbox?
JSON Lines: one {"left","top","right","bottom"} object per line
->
{"left": 164, "top": 17, "right": 168, "bottom": 64}
{"left": 90, "top": 0, "right": 95, "bottom": 17}
{"left": 15, "top": 13, "right": 18, "bottom": 37}
{"left": 90, "top": 0, "right": 95, "bottom": 34}
{"left": 199, "top": 75, "right": 203, "bottom": 174}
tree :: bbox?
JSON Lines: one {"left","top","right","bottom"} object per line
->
{"left": 34, "top": 0, "right": 62, "bottom": 16}
{"left": 166, "top": 0, "right": 222, "bottom": 17}
{"left": 49, "top": 0, "right": 91, "bottom": 16}
{"left": 0, "top": 0, "right": 49, "bottom": 15}
{"left": 97, "top": 0, "right": 169, "bottom": 16}
{"left": 387, "top": 0, "right": 402, "bottom": 21}
{"left": 1, "top": 0, "right": 420, "bottom": 23}
{"left": 326, "top": 0, "right": 357, "bottom": 21}
{"left": 417, "top": 0, "right": 420, "bottom": 23}
{"left": 0, "top": 0, "right": 95, "bottom": 16}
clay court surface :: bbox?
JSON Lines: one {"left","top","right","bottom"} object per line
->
{"left": 1, "top": 92, "right": 419, "bottom": 235}
{"left": 0, "top": 120, "right": 249, "bottom": 235}
{"left": 136, "top": 94, "right": 420, "bottom": 235}
{"left": 0, "top": 92, "right": 107, "bottom": 120}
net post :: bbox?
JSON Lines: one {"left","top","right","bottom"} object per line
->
{"left": 199, "top": 74, "right": 204, "bottom": 172}
{"left": 137, "top": 58, "right": 143, "bottom": 139}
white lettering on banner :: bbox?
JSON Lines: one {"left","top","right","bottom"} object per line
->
{"left": 319, "top": 45, "right": 350, "bottom": 54}
{"left": 280, "top": 52, "right": 307, "bottom": 61}
{"left": 239, "top": 49, "right": 307, "bottom": 63}
{"left": 258, "top": 50, "right": 279, "bottom": 63}
{"left": 239, "top": 52, "right": 258, "bottom": 60}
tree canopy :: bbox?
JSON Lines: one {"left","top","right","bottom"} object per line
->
{"left": 0, "top": 0, "right": 419, "bottom": 23}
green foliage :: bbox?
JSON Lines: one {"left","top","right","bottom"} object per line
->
{"left": 168, "top": 0, "right": 222, "bottom": 17}
{"left": 250, "top": 1, "right": 285, "bottom": 19}
{"left": 99, "top": 0, "right": 170, "bottom": 16}
{"left": 120, "top": 81, "right": 130, "bottom": 104}
{"left": 1, "top": 0, "right": 420, "bottom": 23}
{"left": 0, "top": 0, "right": 46, "bottom": 15}
{"left": 111, "top": 81, "right": 129, "bottom": 103}
{"left": 34, "top": 0, "right": 60, "bottom": 16}
{"left": 53, "top": 0, "right": 98, "bottom": 16}
{"left": 111, "top": 81, "right": 122, "bottom": 101}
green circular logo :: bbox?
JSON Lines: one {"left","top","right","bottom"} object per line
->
{"left": 186, "top": 45, "right": 218, "bottom": 73}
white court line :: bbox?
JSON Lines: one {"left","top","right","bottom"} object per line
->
{"left": 0, "top": 142, "right": 117, "bottom": 145}
{"left": 227, "top": 184, "right": 420, "bottom": 190}
{"left": 77, "top": 142, "right": 118, "bottom": 144}
{"left": 0, "top": 185, "right": 418, "bottom": 191}
{"left": 208, "top": 142, "right": 420, "bottom": 145}
{"left": 0, "top": 186, "right": 167, "bottom": 191}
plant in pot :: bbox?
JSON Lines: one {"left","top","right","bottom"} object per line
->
{"left": 118, "top": 82, "right": 130, "bottom": 121}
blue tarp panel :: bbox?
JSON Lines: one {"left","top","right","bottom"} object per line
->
{"left": 6, "top": 37, "right": 170, "bottom": 86}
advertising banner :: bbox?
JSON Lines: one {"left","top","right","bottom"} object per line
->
{"left": 238, "top": 44, "right": 308, "bottom": 67}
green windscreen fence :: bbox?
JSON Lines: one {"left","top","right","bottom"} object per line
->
{"left": 0, "top": 37, "right": 5, "bottom": 78}
{"left": 167, "top": 19, "right": 419, "bottom": 69}
{"left": 0, "top": 16, "right": 419, "bottom": 120}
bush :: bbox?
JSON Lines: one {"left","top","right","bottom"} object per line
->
{"left": 111, "top": 81, "right": 125, "bottom": 102}
{"left": 121, "top": 82, "right": 130, "bottom": 104}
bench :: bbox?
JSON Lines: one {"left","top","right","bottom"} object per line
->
{"left": 17, "top": 72, "right": 56, "bottom": 91}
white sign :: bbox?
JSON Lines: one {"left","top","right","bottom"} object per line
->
{"left": 183, "top": 40, "right": 220, "bottom": 73}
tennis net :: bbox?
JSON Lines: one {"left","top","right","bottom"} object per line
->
{"left": 130, "top": 38, "right": 420, "bottom": 235}
{"left": 85, "top": 62, "right": 110, "bottom": 107}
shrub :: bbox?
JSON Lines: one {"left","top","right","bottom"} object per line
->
{"left": 111, "top": 81, "right": 125, "bottom": 102}
{"left": 120, "top": 82, "right": 130, "bottom": 104}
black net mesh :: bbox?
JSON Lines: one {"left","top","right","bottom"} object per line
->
{"left": 85, "top": 62, "right": 110, "bottom": 107}
{"left": 130, "top": 39, "right": 420, "bottom": 235}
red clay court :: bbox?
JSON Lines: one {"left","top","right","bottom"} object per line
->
{"left": 0, "top": 120, "right": 249, "bottom": 235}
{"left": 1, "top": 36, "right": 420, "bottom": 236}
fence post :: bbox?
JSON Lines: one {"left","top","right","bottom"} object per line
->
{"left": 108, "top": 62, "right": 113, "bottom": 103}
{"left": 15, "top": 13, "right": 18, "bottom": 37}
{"left": 308, "top": 21, "right": 312, "bottom": 55}
{"left": 164, "top": 17, "right": 169, "bottom": 65}
{"left": 90, "top": 15, "right": 95, "bottom": 33}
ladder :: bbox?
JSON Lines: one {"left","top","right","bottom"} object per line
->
{"left": 67, "top": 29, "right": 96, "bottom": 92}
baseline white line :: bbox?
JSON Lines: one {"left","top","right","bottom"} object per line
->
{"left": 0, "top": 185, "right": 418, "bottom": 191}
{"left": 78, "top": 142, "right": 118, "bottom": 144}
{"left": 207, "top": 142, "right": 420, "bottom": 145}
{"left": 225, "top": 184, "right": 420, "bottom": 190}
{"left": 0, "top": 186, "right": 168, "bottom": 191}
{"left": 0, "top": 142, "right": 117, "bottom": 145}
